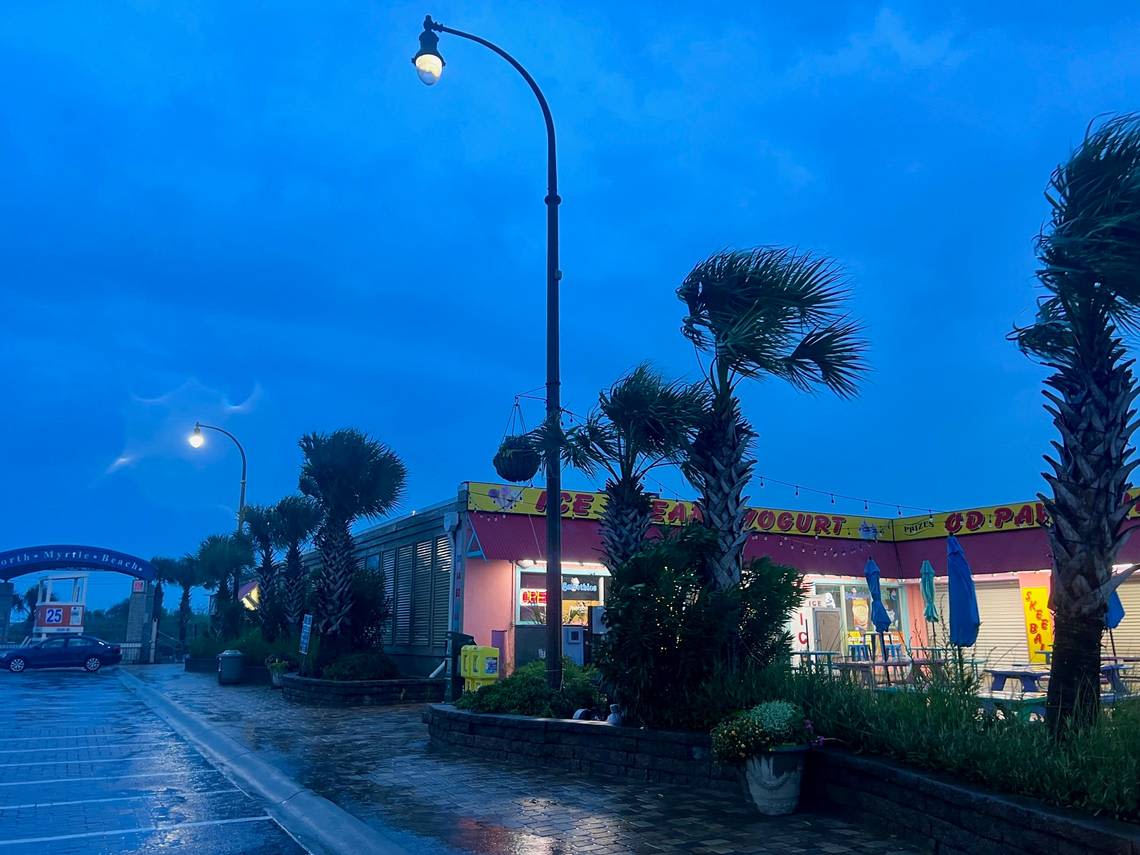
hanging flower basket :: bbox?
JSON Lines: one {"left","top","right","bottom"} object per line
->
{"left": 494, "top": 435, "right": 541, "bottom": 483}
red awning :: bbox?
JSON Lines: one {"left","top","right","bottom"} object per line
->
{"left": 468, "top": 512, "right": 605, "bottom": 563}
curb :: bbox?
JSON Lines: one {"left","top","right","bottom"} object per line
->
{"left": 119, "top": 670, "right": 411, "bottom": 855}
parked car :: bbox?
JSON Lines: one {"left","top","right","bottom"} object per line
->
{"left": 1, "top": 635, "right": 122, "bottom": 673}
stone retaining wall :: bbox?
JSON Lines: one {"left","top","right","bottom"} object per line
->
{"left": 426, "top": 705, "right": 744, "bottom": 792}
{"left": 805, "top": 750, "right": 1140, "bottom": 855}
{"left": 282, "top": 674, "right": 446, "bottom": 707}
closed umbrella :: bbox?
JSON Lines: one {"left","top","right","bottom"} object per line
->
{"left": 920, "top": 559, "right": 940, "bottom": 655}
{"left": 864, "top": 558, "right": 894, "bottom": 683}
{"left": 947, "top": 535, "right": 980, "bottom": 682}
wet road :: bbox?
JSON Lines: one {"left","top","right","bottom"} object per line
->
{"left": 0, "top": 667, "right": 306, "bottom": 854}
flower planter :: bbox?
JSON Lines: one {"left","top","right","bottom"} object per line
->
{"left": 744, "top": 746, "right": 807, "bottom": 816}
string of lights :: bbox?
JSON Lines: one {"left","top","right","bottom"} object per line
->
{"left": 503, "top": 391, "right": 945, "bottom": 519}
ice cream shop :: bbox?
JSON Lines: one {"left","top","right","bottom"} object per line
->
{"left": 343, "top": 481, "right": 1140, "bottom": 676}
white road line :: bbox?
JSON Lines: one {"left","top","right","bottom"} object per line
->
{"left": 0, "top": 741, "right": 169, "bottom": 754}
{"left": 0, "top": 770, "right": 222, "bottom": 787}
{"left": 0, "top": 755, "right": 168, "bottom": 768}
{"left": 0, "top": 788, "right": 240, "bottom": 811}
{"left": 0, "top": 814, "right": 273, "bottom": 846}
{"left": 0, "top": 731, "right": 170, "bottom": 744}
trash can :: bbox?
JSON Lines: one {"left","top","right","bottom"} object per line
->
{"left": 447, "top": 631, "right": 475, "bottom": 700}
{"left": 217, "top": 649, "right": 243, "bottom": 685}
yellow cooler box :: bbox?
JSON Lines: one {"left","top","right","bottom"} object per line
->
{"left": 459, "top": 645, "right": 500, "bottom": 691}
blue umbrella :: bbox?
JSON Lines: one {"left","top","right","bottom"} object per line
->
{"left": 1107, "top": 589, "right": 1125, "bottom": 630}
{"left": 864, "top": 558, "right": 893, "bottom": 633}
{"left": 947, "top": 535, "right": 980, "bottom": 647}
{"left": 920, "top": 560, "right": 940, "bottom": 623}
{"left": 1107, "top": 588, "right": 1125, "bottom": 659}
{"left": 864, "top": 558, "right": 894, "bottom": 682}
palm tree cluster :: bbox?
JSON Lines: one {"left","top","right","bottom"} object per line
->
{"left": 1014, "top": 114, "right": 1140, "bottom": 733}
{"left": 154, "top": 428, "right": 406, "bottom": 652}
{"left": 509, "top": 251, "right": 867, "bottom": 592}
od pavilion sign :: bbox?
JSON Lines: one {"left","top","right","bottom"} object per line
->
{"left": 468, "top": 482, "right": 1140, "bottom": 542}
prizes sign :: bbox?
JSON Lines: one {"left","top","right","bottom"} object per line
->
{"left": 1021, "top": 587, "right": 1054, "bottom": 664}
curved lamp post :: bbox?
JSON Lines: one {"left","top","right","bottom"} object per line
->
{"left": 414, "top": 14, "right": 564, "bottom": 688}
{"left": 189, "top": 422, "right": 248, "bottom": 533}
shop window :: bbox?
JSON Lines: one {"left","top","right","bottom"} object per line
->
{"left": 517, "top": 568, "right": 605, "bottom": 626}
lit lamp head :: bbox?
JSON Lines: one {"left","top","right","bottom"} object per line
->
{"left": 413, "top": 16, "right": 444, "bottom": 85}
{"left": 188, "top": 423, "right": 205, "bottom": 449}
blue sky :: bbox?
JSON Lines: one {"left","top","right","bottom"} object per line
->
{"left": 2, "top": 2, "right": 1139, "bottom": 606}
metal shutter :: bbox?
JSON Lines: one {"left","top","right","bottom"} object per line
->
{"left": 972, "top": 581, "right": 1028, "bottom": 668}
{"left": 382, "top": 551, "right": 396, "bottom": 647}
{"left": 412, "top": 540, "right": 433, "bottom": 646}
{"left": 432, "top": 536, "right": 452, "bottom": 647}
{"left": 1105, "top": 578, "right": 1140, "bottom": 658}
{"left": 395, "top": 545, "right": 413, "bottom": 646}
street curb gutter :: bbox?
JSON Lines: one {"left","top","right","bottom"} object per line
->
{"left": 120, "top": 671, "right": 411, "bottom": 855}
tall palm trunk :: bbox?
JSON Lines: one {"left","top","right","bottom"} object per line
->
{"left": 599, "top": 477, "right": 652, "bottom": 572}
{"left": 1042, "top": 309, "right": 1136, "bottom": 732}
{"left": 178, "top": 583, "right": 191, "bottom": 645}
{"left": 684, "top": 389, "right": 755, "bottom": 589}
{"left": 314, "top": 517, "right": 357, "bottom": 642}
{"left": 281, "top": 543, "right": 308, "bottom": 630}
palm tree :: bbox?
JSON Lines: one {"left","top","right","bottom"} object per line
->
{"left": 299, "top": 429, "right": 407, "bottom": 647}
{"left": 553, "top": 364, "right": 705, "bottom": 571}
{"left": 197, "top": 533, "right": 254, "bottom": 638}
{"left": 273, "top": 495, "right": 322, "bottom": 631}
{"left": 1013, "top": 115, "right": 1140, "bottom": 733}
{"left": 152, "top": 555, "right": 202, "bottom": 647}
{"left": 678, "top": 247, "right": 867, "bottom": 589}
{"left": 243, "top": 504, "right": 284, "bottom": 639}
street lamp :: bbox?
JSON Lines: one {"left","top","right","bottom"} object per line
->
{"left": 188, "top": 421, "right": 248, "bottom": 532}
{"left": 413, "top": 14, "right": 565, "bottom": 689}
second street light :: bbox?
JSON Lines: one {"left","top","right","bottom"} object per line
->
{"left": 189, "top": 421, "right": 248, "bottom": 533}
{"left": 414, "top": 14, "right": 565, "bottom": 688}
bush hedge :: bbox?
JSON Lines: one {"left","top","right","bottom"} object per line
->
{"left": 188, "top": 629, "right": 297, "bottom": 663}
{"left": 765, "top": 669, "right": 1140, "bottom": 822}
{"left": 455, "top": 659, "right": 602, "bottom": 719}
{"left": 321, "top": 652, "right": 400, "bottom": 681}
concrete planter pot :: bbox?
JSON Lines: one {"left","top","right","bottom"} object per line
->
{"left": 745, "top": 746, "right": 807, "bottom": 816}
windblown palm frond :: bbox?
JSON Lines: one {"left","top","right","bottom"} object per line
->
{"left": 679, "top": 248, "right": 867, "bottom": 396}
{"left": 299, "top": 430, "right": 407, "bottom": 523}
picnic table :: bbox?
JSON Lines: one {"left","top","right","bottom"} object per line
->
{"left": 988, "top": 663, "right": 1131, "bottom": 695}
{"left": 987, "top": 667, "right": 1047, "bottom": 693}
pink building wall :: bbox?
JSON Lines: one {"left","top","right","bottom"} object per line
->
{"left": 462, "top": 558, "right": 516, "bottom": 667}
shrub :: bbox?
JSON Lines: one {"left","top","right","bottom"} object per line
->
{"left": 188, "top": 628, "right": 296, "bottom": 663}
{"left": 596, "top": 525, "right": 803, "bottom": 730}
{"left": 348, "top": 562, "right": 391, "bottom": 652}
{"left": 710, "top": 701, "right": 812, "bottom": 764}
{"left": 321, "top": 651, "right": 399, "bottom": 681}
{"left": 762, "top": 669, "right": 1140, "bottom": 822}
{"left": 455, "top": 659, "right": 602, "bottom": 719}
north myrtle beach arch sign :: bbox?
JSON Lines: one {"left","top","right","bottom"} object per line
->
{"left": 0, "top": 545, "right": 156, "bottom": 582}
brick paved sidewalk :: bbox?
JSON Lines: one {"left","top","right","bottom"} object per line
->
{"left": 125, "top": 666, "right": 919, "bottom": 855}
